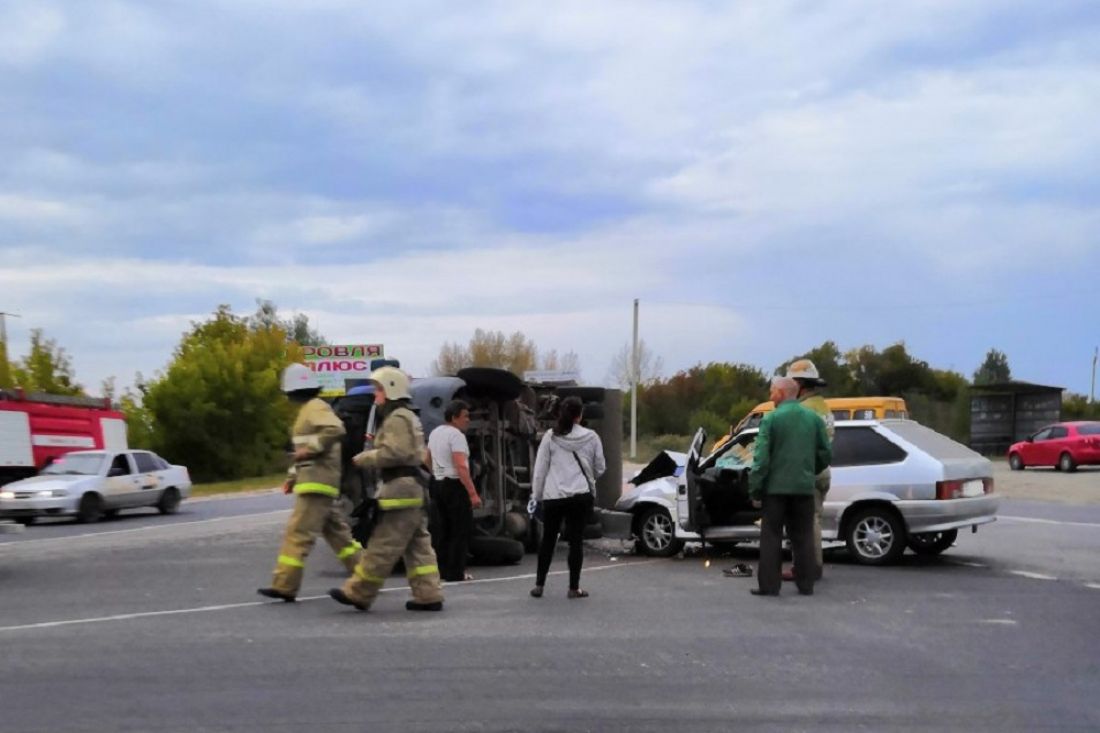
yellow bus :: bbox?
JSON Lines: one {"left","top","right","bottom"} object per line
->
{"left": 712, "top": 396, "right": 909, "bottom": 452}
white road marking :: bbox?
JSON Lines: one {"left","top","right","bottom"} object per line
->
{"left": 999, "top": 515, "right": 1100, "bottom": 529}
{"left": 1085, "top": 583, "right": 1100, "bottom": 591}
{"left": 950, "top": 561, "right": 987, "bottom": 568}
{"left": 978, "top": 619, "right": 1018, "bottom": 626}
{"left": 0, "top": 560, "right": 657, "bottom": 633}
{"left": 0, "top": 510, "right": 289, "bottom": 547}
{"left": 1008, "top": 570, "right": 1058, "bottom": 581}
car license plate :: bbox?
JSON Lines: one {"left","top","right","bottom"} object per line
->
{"left": 961, "top": 480, "right": 984, "bottom": 498}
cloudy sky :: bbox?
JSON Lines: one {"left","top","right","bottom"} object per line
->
{"left": 1, "top": 1, "right": 1098, "bottom": 395}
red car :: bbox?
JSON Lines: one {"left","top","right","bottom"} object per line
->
{"left": 1008, "top": 421, "right": 1100, "bottom": 473}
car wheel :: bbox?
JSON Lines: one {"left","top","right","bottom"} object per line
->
{"left": 468, "top": 536, "right": 525, "bottom": 566}
{"left": 1059, "top": 452, "right": 1077, "bottom": 473}
{"left": 103, "top": 509, "right": 120, "bottom": 519}
{"left": 634, "top": 506, "right": 684, "bottom": 558}
{"left": 76, "top": 493, "right": 103, "bottom": 524}
{"left": 906, "top": 528, "right": 958, "bottom": 556}
{"left": 844, "top": 506, "right": 906, "bottom": 566}
{"left": 1008, "top": 453, "right": 1024, "bottom": 471}
{"left": 157, "top": 487, "right": 181, "bottom": 515}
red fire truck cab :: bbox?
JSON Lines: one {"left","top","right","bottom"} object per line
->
{"left": 0, "top": 390, "right": 128, "bottom": 486}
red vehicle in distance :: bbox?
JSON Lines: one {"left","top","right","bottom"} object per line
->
{"left": 1008, "top": 421, "right": 1100, "bottom": 473}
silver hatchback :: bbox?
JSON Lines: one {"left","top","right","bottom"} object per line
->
{"left": 676, "top": 419, "right": 998, "bottom": 565}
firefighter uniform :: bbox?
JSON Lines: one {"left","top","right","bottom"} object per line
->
{"left": 267, "top": 396, "right": 363, "bottom": 598}
{"left": 336, "top": 391, "right": 443, "bottom": 612}
{"left": 799, "top": 394, "right": 834, "bottom": 575}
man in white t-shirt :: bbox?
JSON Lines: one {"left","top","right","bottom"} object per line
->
{"left": 425, "top": 400, "right": 481, "bottom": 582}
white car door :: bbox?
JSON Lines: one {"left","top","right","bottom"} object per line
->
{"left": 102, "top": 453, "right": 143, "bottom": 508}
{"left": 131, "top": 451, "right": 165, "bottom": 507}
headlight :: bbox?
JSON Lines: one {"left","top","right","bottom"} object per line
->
{"left": 0, "top": 491, "right": 14, "bottom": 500}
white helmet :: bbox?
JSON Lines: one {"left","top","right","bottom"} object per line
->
{"left": 370, "top": 365, "right": 411, "bottom": 401}
{"left": 785, "top": 358, "right": 826, "bottom": 386}
{"left": 281, "top": 363, "right": 320, "bottom": 393}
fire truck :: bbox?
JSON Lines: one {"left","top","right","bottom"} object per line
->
{"left": 0, "top": 390, "right": 128, "bottom": 486}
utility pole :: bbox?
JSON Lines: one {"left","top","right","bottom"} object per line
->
{"left": 630, "top": 299, "right": 639, "bottom": 459}
{"left": 1091, "top": 347, "right": 1098, "bottom": 404}
{"left": 0, "top": 311, "right": 20, "bottom": 388}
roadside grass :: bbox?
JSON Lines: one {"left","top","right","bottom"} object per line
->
{"left": 191, "top": 473, "right": 285, "bottom": 498}
{"left": 624, "top": 434, "right": 692, "bottom": 464}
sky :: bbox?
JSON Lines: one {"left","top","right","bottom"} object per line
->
{"left": 1, "top": 0, "right": 1098, "bottom": 396}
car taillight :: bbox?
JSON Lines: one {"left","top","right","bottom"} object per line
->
{"left": 936, "top": 480, "right": 962, "bottom": 500}
{"left": 936, "top": 478, "right": 991, "bottom": 500}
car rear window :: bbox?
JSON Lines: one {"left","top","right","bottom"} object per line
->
{"left": 1078, "top": 423, "right": 1100, "bottom": 436}
{"left": 881, "top": 419, "right": 984, "bottom": 461}
{"left": 832, "top": 427, "right": 907, "bottom": 466}
{"left": 831, "top": 409, "right": 851, "bottom": 420}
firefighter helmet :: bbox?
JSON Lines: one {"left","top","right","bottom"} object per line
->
{"left": 785, "top": 359, "right": 826, "bottom": 386}
{"left": 370, "top": 365, "right": 411, "bottom": 401}
{"left": 281, "top": 363, "right": 320, "bottom": 393}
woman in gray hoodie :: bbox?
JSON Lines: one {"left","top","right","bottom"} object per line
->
{"left": 529, "top": 396, "right": 606, "bottom": 599}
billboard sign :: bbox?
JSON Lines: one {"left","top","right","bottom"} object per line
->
{"left": 303, "top": 344, "right": 384, "bottom": 396}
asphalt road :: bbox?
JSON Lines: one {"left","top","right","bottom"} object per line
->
{"left": 2, "top": 493, "right": 1099, "bottom": 732}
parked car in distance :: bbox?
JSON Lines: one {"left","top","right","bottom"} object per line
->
{"left": 617, "top": 419, "right": 998, "bottom": 565}
{"left": 1008, "top": 422, "right": 1100, "bottom": 473}
{"left": 0, "top": 449, "right": 192, "bottom": 525}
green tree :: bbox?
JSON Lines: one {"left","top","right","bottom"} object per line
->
{"left": 972, "top": 348, "right": 1011, "bottom": 385}
{"left": 142, "top": 305, "right": 304, "bottom": 482}
{"left": 250, "top": 299, "right": 328, "bottom": 347}
{"left": 10, "top": 329, "right": 83, "bottom": 395}
{"left": 0, "top": 340, "right": 12, "bottom": 389}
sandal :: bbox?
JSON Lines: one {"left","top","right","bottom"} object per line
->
{"left": 567, "top": 589, "right": 589, "bottom": 599}
{"left": 529, "top": 586, "right": 544, "bottom": 598}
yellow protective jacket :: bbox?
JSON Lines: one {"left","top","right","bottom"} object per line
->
{"left": 290, "top": 398, "right": 346, "bottom": 498}
{"left": 352, "top": 402, "right": 426, "bottom": 511}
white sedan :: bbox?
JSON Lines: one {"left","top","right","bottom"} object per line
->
{"left": 0, "top": 450, "right": 192, "bottom": 524}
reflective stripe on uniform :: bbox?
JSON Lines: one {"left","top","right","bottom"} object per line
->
{"left": 337, "top": 542, "right": 363, "bottom": 560}
{"left": 377, "top": 497, "right": 423, "bottom": 510}
{"left": 354, "top": 566, "right": 385, "bottom": 584}
{"left": 407, "top": 564, "right": 439, "bottom": 578}
{"left": 293, "top": 482, "right": 340, "bottom": 498}
{"left": 277, "top": 554, "right": 305, "bottom": 568}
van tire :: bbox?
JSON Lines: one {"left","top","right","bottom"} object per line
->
{"left": 844, "top": 506, "right": 906, "bottom": 565}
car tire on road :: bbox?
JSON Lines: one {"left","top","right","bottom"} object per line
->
{"left": 76, "top": 493, "right": 103, "bottom": 524}
{"left": 634, "top": 506, "right": 684, "bottom": 558}
{"left": 158, "top": 487, "right": 182, "bottom": 515}
{"left": 1059, "top": 452, "right": 1077, "bottom": 473}
{"left": 1009, "top": 453, "right": 1024, "bottom": 471}
{"left": 844, "top": 506, "right": 906, "bottom": 566}
{"left": 906, "top": 528, "right": 958, "bottom": 556}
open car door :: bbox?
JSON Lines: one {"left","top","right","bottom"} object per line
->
{"left": 676, "top": 428, "right": 707, "bottom": 533}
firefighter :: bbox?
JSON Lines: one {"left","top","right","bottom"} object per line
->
{"left": 783, "top": 359, "right": 835, "bottom": 582}
{"left": 257, "top": 364, "right": 363, "bottom": 602}
{"left": 329, "top": 366, "right": 444, "bottom": 613}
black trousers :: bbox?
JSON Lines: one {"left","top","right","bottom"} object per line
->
{"left": 430, "top": 478, "right": 473, "bottom": 582}
{"left": 758, "top": 494, "right": 816, "bottom": 595}
{"left": 536, "top": 493, "right": 593, "bottom": 590}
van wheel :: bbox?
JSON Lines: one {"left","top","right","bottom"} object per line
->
{"left": 907, "top": 529, "right": 958, "bottom": 556}
{"left": 634, "top": 507, "right": 683, "bottom": 557}
{"left": 1059, "top": 453, "right": 1077, "bottom": 473}
{"left": 1008, "top": 453, "right": 1024, "bottom": 471}
{"left": 77, "top": 494, "right": 103, "bottom": 524}
{"left": 844, "top": 507, "right": 906, "bottom": 565}
{"left": 158, "top": 487, "right": 181, "bottom": 515}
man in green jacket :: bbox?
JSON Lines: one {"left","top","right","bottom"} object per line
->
{"left": 749, "top": 377, "right": 832, "bottom": 597}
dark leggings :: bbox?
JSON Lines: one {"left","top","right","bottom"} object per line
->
{"left": 536, "top": 493, "right": 593, "bottom": 590}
